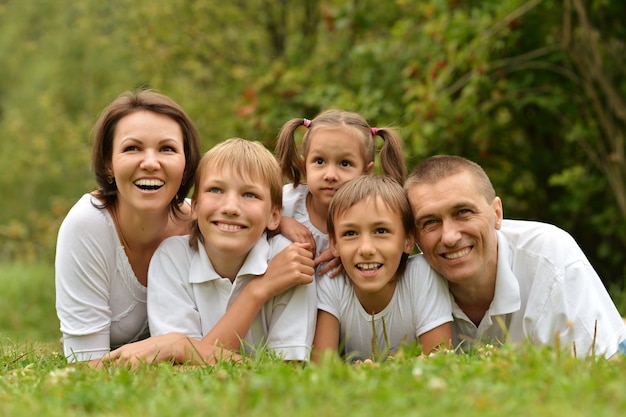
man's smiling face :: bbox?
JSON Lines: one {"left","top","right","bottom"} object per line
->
{"left": 406, "top": 171, "right": 502, "bottom": 286}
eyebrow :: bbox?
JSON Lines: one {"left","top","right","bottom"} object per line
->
{"left": 118, "top": 137, "right": 181, "bottom": 145}
{"left": 308, "top": 149, "right": 358, "bottom": 159}
{"left": 415, "top": 201, "right": 477, "bottom": 222}
{"left": 336, "top": 219, "right": 393, "bottom": 229}
{"left": 203, "top": 177, "right": 266, "bottom": 192}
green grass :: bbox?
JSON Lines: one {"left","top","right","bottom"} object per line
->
{"left": 2, "top": 262, "right": 626, "bottom": 417}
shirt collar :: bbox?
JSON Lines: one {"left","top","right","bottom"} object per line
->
{"left": 489, "top": 229, "right": 521, "bottom": 315}
{"left": 189, "top": 232, "right": 271, "bottom": 283}
{"left": 450, "top": 230, "right": 521, "bottom": 329}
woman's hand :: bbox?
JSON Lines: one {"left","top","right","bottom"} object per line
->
{"left": 99, "top": 333, "right": 237, "bottom": 367}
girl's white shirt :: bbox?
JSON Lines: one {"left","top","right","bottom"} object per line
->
{"left": 281, "top": 183, "right": 329, "bottom": 259}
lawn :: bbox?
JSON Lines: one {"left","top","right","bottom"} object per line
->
{"left": 1, "top": 262, "right": 625, "bottom": 417}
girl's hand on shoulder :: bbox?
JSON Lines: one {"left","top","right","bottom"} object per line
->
{"left": 279, "top": 216, "right": 317, "bottom": 254}
{"left": 315, "top": 248, "right": 343, "bottom": 278}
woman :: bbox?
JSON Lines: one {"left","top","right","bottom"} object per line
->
{"left": 55, "top": 90, "right": 201, "bottom": 363}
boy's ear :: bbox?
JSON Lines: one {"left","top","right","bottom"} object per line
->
{"left": 266, "top": 207, "right": 281, "bottom": 231}
{"left": 403, "top": 233, "right": 415, "bottom": 254}
{"left": 329, "top": 236, "right": 339, "bottom": 257}
{"left": 365, "top": 161, "right": 374, "bottom": 175}
{"left": 191, "top": 199, "right": 198, "bottom": 221}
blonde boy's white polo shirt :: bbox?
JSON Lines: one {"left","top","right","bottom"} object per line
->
{"left": 453, "top": 220, "right": 626, "bottom": 358}
{"left": 147, "top": 233, "right": 317, "bottom": 361}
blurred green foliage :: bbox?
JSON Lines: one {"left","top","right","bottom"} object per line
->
{"left": 1, "top": 0, "right": 625, "bottom": 287}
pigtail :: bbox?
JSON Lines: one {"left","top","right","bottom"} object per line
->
{"left": 276, "top": 118, "right": 307, "bottom": 187}
{"left": 374, "top": 128, "right": 406, "bottom": 184}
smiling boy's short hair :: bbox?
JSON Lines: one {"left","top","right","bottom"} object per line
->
{"left": 189, "top": 138, "right": 282, "bottom": 250}
{"left": 327, "top": 175, "right": 416, "bottom": 278}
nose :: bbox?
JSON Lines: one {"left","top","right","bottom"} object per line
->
{"left": 358, "top": 234, "right": 376, "bottom": 257}
{"left": 221, "top": 191, "right": 241, "bottom": 216}
{"left": 440, "top": 219, "right": 461, "bottom": 247}
{"left": 323, "top": 165, "right": 339, "bottom": 182}
{"left": 140, "top": 150, "right": 161, "bottom": 171}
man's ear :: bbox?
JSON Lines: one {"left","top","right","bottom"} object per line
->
{"left": 493, "top": 196, "right": 503, "bottom": 230}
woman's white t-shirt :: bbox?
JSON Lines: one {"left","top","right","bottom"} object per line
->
{"left": 55, "top": 194, "right": 149, "bottom": 362}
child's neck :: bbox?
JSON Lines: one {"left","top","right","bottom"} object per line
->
{"left": 205, "top": 248, "right": 247, "bottom": 283}
{"left": 306, "top": 192, "right": 328, "bottom": 233}
{"left": 353, "top": 281, "right": 397, "bottom": 315}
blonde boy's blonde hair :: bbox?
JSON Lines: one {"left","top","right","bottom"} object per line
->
{"left": 189, "top": 138, "right": 283, "bottom": 250}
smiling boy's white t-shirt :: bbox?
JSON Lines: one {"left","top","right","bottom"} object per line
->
{"left": 316, "top": 254, "right": 453, "bottom": 361}
{"left": 147, "top": 233, "right": 317, "bottom": 361}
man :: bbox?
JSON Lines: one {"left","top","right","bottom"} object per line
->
{"left": 405, "top": 155, "right": 626, "bottom": 358}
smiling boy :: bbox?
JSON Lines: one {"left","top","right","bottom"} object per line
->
{"left": 106, "top": 138, "right": 317, "bottom": 365}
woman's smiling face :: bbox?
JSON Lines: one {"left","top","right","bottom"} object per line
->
{"left": 108, "top": 110, "right": 186, "bottom": 214}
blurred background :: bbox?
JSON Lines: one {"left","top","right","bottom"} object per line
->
{"left": 0, "top": 0, "right": 625, "bottom": 328}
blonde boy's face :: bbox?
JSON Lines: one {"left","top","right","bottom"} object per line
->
{"left": 330, "top": 197, "right": 414, "bottom": 301}
{"left": 193, "top": 164, "right": 280, "bottom": 270}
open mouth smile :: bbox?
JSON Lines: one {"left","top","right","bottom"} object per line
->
{"left": 356, "top": 263, "right": 382, "bottom": 275}
{"left": 214, "top": 221, "right": 245, "bottom": 232}
{"left": 134, "top": 179, "right": 164, "bottom": 190}
{"left": 442, "top": 247, "right": 471, "bottom": 260}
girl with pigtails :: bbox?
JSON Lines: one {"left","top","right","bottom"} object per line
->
{"left": 275, "top": 109, "right": 406, "bottom": 277}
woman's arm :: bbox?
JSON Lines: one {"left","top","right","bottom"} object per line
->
{"left": 56, "top": 197, "right": 116, "bottom": 363}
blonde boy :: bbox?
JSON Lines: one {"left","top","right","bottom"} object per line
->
{"left": 145, "top": 138, "right": 317, "bottom": 362}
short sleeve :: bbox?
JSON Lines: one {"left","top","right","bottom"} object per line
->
{"left": 55, "top": 195, "right": 116, "bottom": 361}
{"left": 147, "top": 236, "right": 203, "bottom": 339}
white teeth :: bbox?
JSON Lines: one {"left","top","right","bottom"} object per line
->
{"left": 216, "top": 222, "right": 243, "bottom": 231}
{"left": 134, "top": 179, "right": 164, "bottom": 187}
{"left": 444, "top": 248, "right": 470, "bottom": 260}
{"left": 357, "top": 263, "right": 381, "bottom": 270}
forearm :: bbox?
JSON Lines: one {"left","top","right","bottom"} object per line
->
{"left": 419, "top": 322, "right": 453, "bottom": 354}
{"left": 194, "top": 282, "right": 269, "bottom": 354}
{"left": 173, "top": 335, "right": 241, "bottom": 365}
